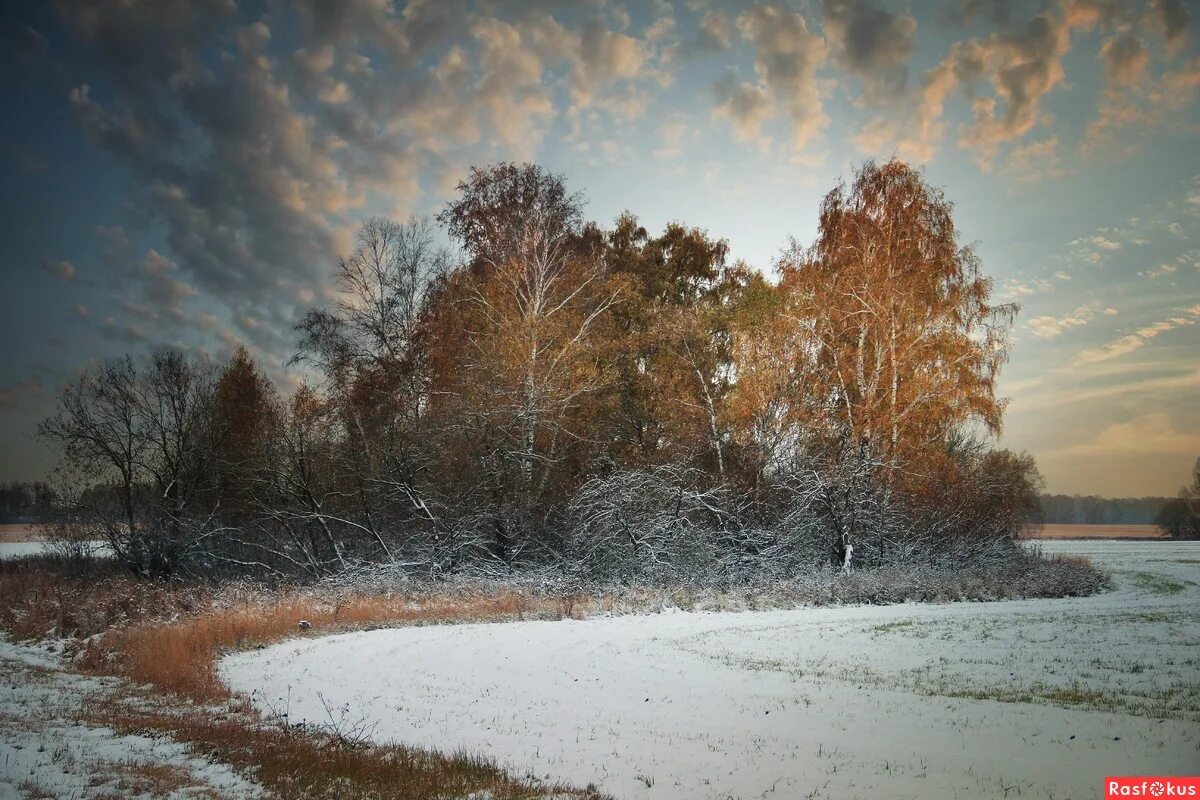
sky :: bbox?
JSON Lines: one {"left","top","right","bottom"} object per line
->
{"left": 0, "top": 0, "right": 1197, "bottom": 497}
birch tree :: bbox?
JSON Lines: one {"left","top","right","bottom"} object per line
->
{"left": 432, "top": 163, "right": 621, "bottom": 560}
{"left": 766, "top": 160, "right": 1016, "bottom": 567}
{"left": 779, "top": 159, "right": 1015, "bottom": 462}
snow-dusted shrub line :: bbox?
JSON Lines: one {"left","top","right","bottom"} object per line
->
{"left": 316, "top": 550, "right": 1109, "bottom": 611}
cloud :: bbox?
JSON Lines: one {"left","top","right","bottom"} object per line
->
{"left": 470, "top": 17, "right": 557, "bottom": 155}
{"left": 1006, "top": 135, "right": 1065, "bottom": 180}
{"left": 941, "top": 0, "right": 1011, "bottom": 28}
{"left": 8, "top": 24, "right": 50, "bottom": 69}
{"left": 1076, "top": 304, "right": 1200, "bottom": 364}
{"left": 38, "top": 259, "right": 76, "bottom": 282}
{"left": 1083, "top": 0, "right": 1199, "bottom": 156}
{"left": 999, "top": 276, "right": 1051, "bottom": 300}
{"left": 1012, "top": 360, "right": 1200, "bottom": 413}
{"left": 137, "top": 250, "right": 197, "bottom": 318}
{"left": 95, "top": 225, "right": 130, "bottom": 263}
{"left": 45, "top": 2, "right": 685, "bottom": 373}
{"left": 897, "top": 5, "right": 1109, "bottom": 166}
{"left": 0, "top": 379, "right": 44, "bottom": 411}
{"left": 1140, "top": 263, "right": 1178, "bottom": 279}
{"left": 853, "top": 37, "right": 984, "bottom": 162}
{"left": 100, "top": 317, "right": 148, "bottom": 344}
{"left": 1028, "top": 305, "right": 1095, "bottom": 339}
{"left": 820, "top": 0, "right": 917, "bottom": 102}
{"left": 861, "top": 1, "right": 1187, "bottom": 168}
{"left": 654, "top": 114, "right": 696, "bottom": 159}
{"left": 712, "top": 71, "right": 773, "bottom": 147}
{"left": 730, "top": 5, "right": 829, "bottom": 151}
{"left": 670, "top": 10, "right": 731, "bottom": 59}
{"left": 957, "top": 11, "right": 1072, "bottom": 163}
{"left": 1148, "top": 0, "right": 1191, "bottom": 57}
{"left": 1041, "top": 412, "right": 1200, "bottom": 459}
{"left": 1099, "top": 33, "right": 1149, "bottom": 93}
{"left": 571, "top": 19, "right": 647, "bottom": 107}
{"left": 1066, "top": 232, "right": 1123, "bottom": 264}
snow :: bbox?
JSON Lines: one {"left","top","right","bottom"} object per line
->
{"left": 222, "top": 540, "right": 1200, "bottom": 800}
{"left": 0, "top": 540, "right": 109, "bottom": 560}
{"left": 0, "top": 636, "right": 261, "bottom": 799}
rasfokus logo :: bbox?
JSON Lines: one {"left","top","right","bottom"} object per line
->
{"left": 1106, "top": 777, "right": 1200, "bottom": 798}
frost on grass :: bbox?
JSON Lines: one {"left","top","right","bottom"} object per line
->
{"left": 0, "top": 636, "right": 261, "bottom": 800}
{"left": 224, "top": 540, "right": 1200, "bottom": 800}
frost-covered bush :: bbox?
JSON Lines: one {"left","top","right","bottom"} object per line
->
{"left": 563, "top": 465, "right": 736, "bottom": 583}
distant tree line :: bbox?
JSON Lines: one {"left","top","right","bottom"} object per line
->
{"left": 0, "top": 482, "right": 56, "bottom": 524}
{"left": 1038, "top": 494, "right": 1174, "bottom": 526}
{"left": 1155, "top": 458, "right": 1200, "bottom": 540}
{"left": 39, "top": 160, "right": 1045, "bottom": 582}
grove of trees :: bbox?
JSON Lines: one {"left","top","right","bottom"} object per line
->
{"left": 1039, "top": 494, "right": 1174, "bottom": 526}
{"left": 1155, "top": 458, "right": 1200, "bottom": 539}
{"left": 0, "top": 482, "right": 55, "bottom": 524}
{"left": 39, "top": 159, "right": 1047, "bottom": 582}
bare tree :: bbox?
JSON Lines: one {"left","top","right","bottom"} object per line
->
{"left": 39, "top": 350, "right": 217, "bottom": 576}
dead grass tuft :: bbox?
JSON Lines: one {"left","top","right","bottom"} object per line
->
{"left": 0, "top": 555, "right": 205, "bottom": 641}
{"left": 87, "top": 761, "right": 219, "bottom": 799}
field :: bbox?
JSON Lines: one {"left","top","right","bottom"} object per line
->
{"left": 0, "top": 524, "right": 43, "bottom": 543}
{"left": 0, "top": 539, "right": 107, "bottom": 559}
{"left": 224, "top": 540, "right": 1200, "bottom": 800}
{"left": 1031, "top": 523, "right": 1164, "bottom": 539}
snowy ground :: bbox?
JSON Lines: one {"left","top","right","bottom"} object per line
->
{"left": 222, "top": 540, "right": 1200, "bottom": 800}
{"left": 0, "top": 637, "right": 261, "bottom": 799}
{"left": 0, "top": 541, "right": 108, "bottom": 560}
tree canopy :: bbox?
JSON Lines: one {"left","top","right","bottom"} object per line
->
{"left": 39, "top": 159, "right": 1042, "bottom": 581}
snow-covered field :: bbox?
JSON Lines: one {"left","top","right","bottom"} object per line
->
{"left": 0, "top": 540, "right": 108, "bottom": 560}
{"left": 223, "top": 540, "right": 1200, "bottom": 800}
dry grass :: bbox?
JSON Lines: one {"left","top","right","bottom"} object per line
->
{"left": 0, "top": 550, "right": 1104, "bottom": 799}
{"left": 0, "top": 556, "right": 604, "bottom": 799}
{"left": 81, "top": 588, "right": 567, "bottom": 701}
{"left": 87, "top": 761, "right": 225, "bottom": 799}
{"left": 0, "top": 555, "right": 572, "bottom": 702}
{"left": 0, "top": 555, "right": 206, "bottom": 641}
{"left": 86, "top": 694, "right": 599, "bottom": 800}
